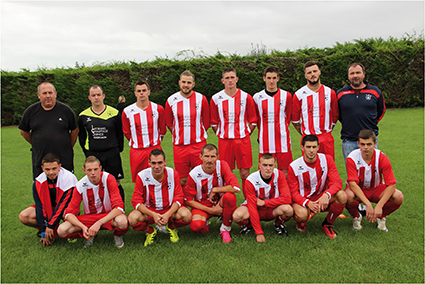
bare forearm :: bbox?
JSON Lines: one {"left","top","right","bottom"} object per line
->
{"left": 20, "top": 130, "right": 32, "bottom": 144}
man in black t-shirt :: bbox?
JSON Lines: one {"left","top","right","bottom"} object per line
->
{"left": 19, "top": 82, "right": 79, "bottom": 179}
{"left": 77, "top": 85, "right": 125, "bottom": 201}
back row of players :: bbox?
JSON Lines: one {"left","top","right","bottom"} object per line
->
{"left": 18, "top": 62, "right": 403, "bottom": 247}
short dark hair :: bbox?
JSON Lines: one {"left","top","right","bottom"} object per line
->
{"left": 149, "top": 148, "right": 166, "bottom": 160}
{"left": 89, "top": 85, "right": 103, "bottom": 93}
{"left": 84, "top": 156, "right": 101, "bottom": 168}
{"left": 302, "top": 135, "right": 319, "bottom": 146}
{"left": 180, "top": 70, "right": 195, "bottom": 81}
{"left": 264, "top": 66, "right": 279, "bottom": 77}
{"left": 201, "top": 143, "right": 218, "bottom": 155}
{"left": 222, "top": 67, "right": 237, "bottom": 78}
{"left": 358, "top": 129, "right": 376, "bottom": 142}
{"left": 41, "top": 153, "right": 60, "bottom": 165}
{"left": 260, "top": 153, "right": 275, "bottom": 161}
{"left": 304, "top": 61, "right": 319, "bottom": 71}
{"left": 135, "top": 80, "right": 150, "bottom": 90}
{"left": 348, "top": 62, "right": 365, "bottom": 73}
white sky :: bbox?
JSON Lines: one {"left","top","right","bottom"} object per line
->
{"left": 1, "top": 0, "right": 424, "bottom": 72}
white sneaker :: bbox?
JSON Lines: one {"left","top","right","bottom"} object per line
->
{"left": 352, "top": 215, "right": 363, "bottom": 230}
{"left": 156, "top": 225, "right": 168, "bottom": 234}
{"left": 114, "top": 235, "right": 124, "bottom": 249}
{"left": 376, "top": 217, "right": 388, "bottom": 232}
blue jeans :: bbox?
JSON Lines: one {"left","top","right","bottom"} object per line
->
{"left": 342, "top": 137, "right": 378, "bottom": 165}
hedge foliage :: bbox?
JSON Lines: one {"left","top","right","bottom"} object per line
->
{"left": 1, "top": 35, "right": 423, "bottom": 126}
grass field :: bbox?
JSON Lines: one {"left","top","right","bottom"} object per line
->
{"left": 1, "top": 108, "right": 424, "bottom": 283}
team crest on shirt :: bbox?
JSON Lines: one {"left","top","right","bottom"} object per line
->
{"left": 365, "top": 94, "right": 372, "bottom": 101}
{"left": 239, "top": 101, "right": 245, "bottom": 107}
{"left": 324, "top": 94, "right": 329, "bottom": 101}
{"left": 168, "top": 181, "right": 172, "bottom": 190}
{"left": 279, "top": 100, "right": 284, "bottom": 106}
{"left": 151, "top": 112, "right": 157, "bottom": 118}
{"left": 195, "top": 103, "right": 200, "bottom": 110}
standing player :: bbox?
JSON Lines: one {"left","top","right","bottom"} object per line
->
{"left": 184, "top": 144, "right": 240, "bottom": 243}
{"left": 19, "top": 153, "right": 78, "bottom": 246}
{"left": 165, "top": 70, "right": 210, "bottom": 188}
{"left": 253, "top": 66, "right": 293, "bottom": 176}
{"left": 78, "top": 85, "right": 125, "bottom": 201}
{"left": 57, "top": 156, "right": 129, "bottom": 248}
{"left": 233, "top": 153, "right": 293, "bottom": 243}
{"left": 122, "top": 81, "right": 166, "bottom": 183}
{"left": 19, "top": 82, "right": 79, "bottom": 179}
{"left": 337, "top": 63, "right": 386, "bottom": 161}
{"left": 292, "top": 61, "right": 339, "bottom": 160}
{"left": 288, "top": 135, "right": 346, "bottom": 239}
{"left": 344, "top": 129, "right": 403, "bottom": 231}
{"left": 210, "top": 68, "right": 257, "bottom": 189}
{"left": 128, "top": 149, "right": 192, "bottom": 246}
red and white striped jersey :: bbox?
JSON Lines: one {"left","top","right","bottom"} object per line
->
{"left": 65, "top": 172, "right": 124, "bottom": 218}
{"left": 346, "top": 149, "right": 396, "bottom": 190}
{"left": 184, "top": 160, "right": 240, "bottom": 203}
{"left": 131, "top": 167, "right": 183, "bottom": 211}
{"left": 210, "top": 89, "right": 257, "bottom": 139}
{"left": 122, "top": 102, "right": 166, "bottom": 149}
{"left": 292, "top": 85, "right": 338, "bottom": 135}
{"left": 253, "top": 89, "right": 292, "bottom": 153}
{"left": 243, "top": 169, "right": 291, "bottom": 235}
{"left": 165, "top": 91, "right": 210, "bottom": 146}
{"left": 288, "top": 153, "right": 341, "bottom": 207}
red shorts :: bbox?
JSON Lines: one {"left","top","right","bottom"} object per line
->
{"left": 362, "top": 184, "right": 387, "bottom": 203}
{"left": 76, "top": 213, "right": 116, "bottom": 232}
{"left": 130, "top": 145, "right": 162, "bottom": 183}
{"left": 173, "top": 141, "right": 205, "bottom": 178}
{"left": 243, "top": 204, "right": 275, "bottom": 221}
{"left": 301, "top": 132, "right": 335, "bottom": 160}
{"left": 258, "top": 151, "right": 293, "bottom": 171}
{"left": 190, "top": 200, "right": 217, "bottom": 219}
{"left": 219, "top": 136, "right": 252, "bottom": 170}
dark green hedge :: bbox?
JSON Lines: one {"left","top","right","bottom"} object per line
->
{"left": 2, "top": 35, "right": 423, "bottom": 126}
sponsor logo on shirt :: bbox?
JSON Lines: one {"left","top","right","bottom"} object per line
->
{"left": 86, "top": 117, "right": 92, "bottom": 122}
{"left": 58, "top": 117, "right": 63, "bottom": 121}
{"left": 365, "top": 94, "right": 372, "bottom": 101}
{"left": 298, "top": 165, "right": 304, "bottom": 171}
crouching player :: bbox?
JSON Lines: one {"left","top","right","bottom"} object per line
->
{"left": 345, "top": 129, "right": 403, "bottom": 231}
{"left": 288, "top": 135, "right": 347, "bottom": 239}
{"left": 128, "top": 149, "right": 192, "bottom": 246}
{"left": 185, "top": 144, "right": 240, "bottom": 243}
{"left": 57, "top": 156, "right": 129, "bottom": 248}
{"left": 19, "top": 153, "right": 78, "bottom": 246}
{"left": 233, "top": 153, "right": 293, "bottom": 243}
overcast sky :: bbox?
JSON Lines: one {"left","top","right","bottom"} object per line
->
{"left": 1, "top": 1, "right": 424, "bottom": 72}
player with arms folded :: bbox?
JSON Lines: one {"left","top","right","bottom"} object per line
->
{"left": 233, "top": 153, "right": 293, "bottom": 243}
{"left": 184, "top": 144, "right": 240, "bottom": 243}
{"left": 128, "top": 149, "right": 192, "bottom": 246}
{"left": 344, "top": 129, "right": 403, "bottom": 232}
{"left": 288, "top": 135, "right": 347, "bottom": 239}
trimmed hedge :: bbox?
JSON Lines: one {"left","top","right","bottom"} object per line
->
{"left": 1, "top": 35, "right": 423, "bottom": 126}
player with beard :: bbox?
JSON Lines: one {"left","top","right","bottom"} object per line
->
{"left": 165, "top": 70, "right": 210, "bottom": 189}
{"left": 292, "top": 61, "right": 339, "bottom": 160}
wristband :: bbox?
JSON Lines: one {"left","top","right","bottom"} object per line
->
{"left": 98, "top": 220, "right": 104, "bottom": 225}
{"left": 326, "top": 192, "right": 332, "bottom": 200}
{"left": 41, "top": 232, "right": 45, "bottom": 238}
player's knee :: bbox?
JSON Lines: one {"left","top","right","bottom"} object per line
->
{"left": 336, "top": 190, "right": 348, "bottom": 204}
{"left": 57, "top": 223, "right": 68, "bottom": 238}
{"left": 114, "top": 214, "right": 128, "bottom": 228}
{"left": 222, "top": 192, "right": 236, "bottom": 207}
{"left": 344, "top": 188, "right": 356, "bottom": 203}
{"left": 18, "top": 210, "right": 28, "bottom": 225}
{"left": 190, "top": 219, "right": 206, "bottom": 233}
{"left": 294, "top": 208, "right": 308, "bottom": 222}
{"left": 178, "top": 207, "right": 192, "bottom": 222}
{"left": 232, "top": 208, "right": 245, "bottom": 223}
{"left": 392, "top": 189, "right": 404, "bottom": 204}
{"left": 282, "top": 205, "right": 294, "bottom": 217}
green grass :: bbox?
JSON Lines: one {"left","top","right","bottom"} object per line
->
{"left": 2, "top": 108, "right": 424, "bottom": 283}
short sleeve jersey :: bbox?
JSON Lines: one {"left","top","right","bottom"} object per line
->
{"left": 292, "top": 85, "right": 338, "bottom": 135}
{"left": 184, "top": 160, "right": 240, "bottom": 204}
{"left": 288, "top": 153, "right": 342, "bottom": 207}
{"left": 65, "top": 172, "right": 124, "bottom": 217}
{"left": 131, "top": 167, "right": 183, "bottom": 211}
{"left": 122, "top": 102, "right": 166, "bottom": 149}
{"left": 346, "top": 149, "right": 396, "bottom": 190}
{"left": 165, "top": 91, "right": 210, "bottom": 146}
{"left": 78, "top": 105, "right": 123, "bottom": 152}
{"left": 210, "top": 89, "right": 257, "bottom": 139}
{"left": 253, "top": 89, "right": 292, "bottom": 153}
{"left": 19, "top": 101, "right": 78, "bottom": 166}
